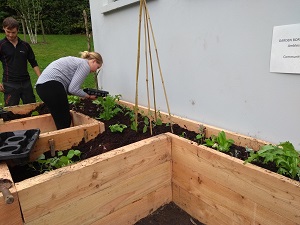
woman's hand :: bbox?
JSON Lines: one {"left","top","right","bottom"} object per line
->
{"left": 86, "top": 95, "right": 97, "bottom": 100}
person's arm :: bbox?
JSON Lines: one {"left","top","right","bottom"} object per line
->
{"left": 68, "top": 62, "right": 91, "bottom": 97}
{"left": 27, "top": 43, "right": 40, "bottom": 76}
{"left": 33, "top": 66, "right": 41, "bottom": 77}
{"left": 0, "top": 83, "right": 4, "bottom": 92}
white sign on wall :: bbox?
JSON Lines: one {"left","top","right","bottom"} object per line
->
{"left": 270, "top": 23, "right": 300, "bottom": 74}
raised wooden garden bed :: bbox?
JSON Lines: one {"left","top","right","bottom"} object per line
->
{"left": 1, "top": 103, "right": 105, "bottom": 161}
{"left": 0, "top": 102, "right": 299, "bottom": 225}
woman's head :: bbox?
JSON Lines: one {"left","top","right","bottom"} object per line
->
{"left": 81, "top": 51, "right": 103, "bottom": 72}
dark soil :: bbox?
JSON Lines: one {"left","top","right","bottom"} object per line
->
{"left": 4, "top": 98, "right": 296, "bottom": 225}
{"left": 8, "top": 99, "right": 253, "bottom": 182}
{"left": 134, "top": 202, "right": 204, "bottom": 225}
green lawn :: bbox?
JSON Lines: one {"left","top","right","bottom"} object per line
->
{"left": 0, "top": 34, "right": 96, "bottom": 106}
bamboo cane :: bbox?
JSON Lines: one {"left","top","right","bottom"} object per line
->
{"left": 143, "top": 0, "right": 158, "bottom": 123}
{"left": 143, "top": 4, "right": 153, "bottom": 135}
{"left": 143, "top": 1, "right": 173, "bottom": 132}
{"left": 135, "top": 0, "right": 143, "bottom": 127}
{"left": 135, "top": 0, "right": 173, "bottom": 134}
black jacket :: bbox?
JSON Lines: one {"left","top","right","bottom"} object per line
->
{"left": 0, "top": 37, "right": 38, "bottom": 82}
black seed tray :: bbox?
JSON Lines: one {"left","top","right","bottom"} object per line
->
{"left": 83, "top": 88, "right": 109, "bottom": 97}
{"left": 0, "top": 129, "right": 40, "bottom": 162}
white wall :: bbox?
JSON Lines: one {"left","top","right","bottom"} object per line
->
{"left": 90, "top": 0, "right": 300, "bottom": 148}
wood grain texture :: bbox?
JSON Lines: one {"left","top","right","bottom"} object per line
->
{"left": 0, "top": 163, "right": 23, "bottom": 225}
{"left": 169, "top": 133, "right": 300, "bottom": 225}
{"left": 17, "top": 134, "right": 172, "bottom": 225}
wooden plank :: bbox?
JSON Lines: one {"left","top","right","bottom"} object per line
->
{"left": 0, "top": 111, "right": 98, "bottom": 134}
{"left": 0, "top": 163, "right": 23, "bottom": 225}
{"left": 173, "top": 183, "right": 233, "bottom": 225}
{"left": 0, "top": 114, "right": 56, "bottom": 133}
{"left": 119, "top": 100, "right": 268, "bottom": 150}
{"left": 71, "top": 110, "right": 98, "bottom": 126}
{"left": 169, "top": 133, "right": 300, "bottom": 224}
{"left": 172, "top": 159, "right": 297, "bottom": 225}
{"left": 25, "top": 162, "right": 171, "bottom": 225}
{"left": 29, "top": 122, "right": 104, "bottom": 161}
{"left": 4, "top": 102, "right": 43, "bottom": 115}
{"left": 93, "top": 184, "right": 172, "bottom": 225}
{"left": 16, "top": 134, "right": 171, "bottom": 224}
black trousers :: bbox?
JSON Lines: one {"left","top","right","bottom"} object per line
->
{"left": 36, "top": 81, "right": 71, "bottom": 130}
{"left": 3, "top": 80, "right": 36, "bottom": 106}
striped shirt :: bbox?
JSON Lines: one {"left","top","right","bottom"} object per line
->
{"left": 36, "top": 56, "right": 90, "bottom": 97}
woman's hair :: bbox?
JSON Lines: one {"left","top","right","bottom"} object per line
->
{"left": 80, "top": 51, "right": 103, "bottom": 65}
{"left": 3, "top": 17, "right": 19, "bottom": 30}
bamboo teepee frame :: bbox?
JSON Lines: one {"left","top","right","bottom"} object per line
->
{"left": 135, "top": 0, "right": 173, "bottom": 134}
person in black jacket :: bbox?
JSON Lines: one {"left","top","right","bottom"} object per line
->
{"left": 0, "top": 17, "right": 41, "bottom": 106}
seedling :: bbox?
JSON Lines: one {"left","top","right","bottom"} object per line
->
{"left": 245, "top": 141, "right": 300, "bottom": 179}
{"left": 204, "top": 131, "right": 234, "bottom": 152}
{"left": 93, "top": 94, "right": 122, "bottom": 120}
{"left": 179, "top": 132, "right": 187, "bottom": 138}
{"left": 68, "top": 95, "right": 81, "bottom": 105}
{"left": 131, "top": 122, "right": 138, "bottom": 132}
{"left": 109, "top": 123, "right": 127, "bottom": 133}
{"left": 142, "top": 116, "right": 149, "bottom": 133}
{"left": 29, "top": 149, "right": 82, "bottom": 173}
{"left": 31, "top": 111, "right": 39, "bottom": 116}
{"left": 125, "top": 107, "right": 165, "bottom": 133}
{"left": 152, "top": 110, "right": 163, "bottom": 126}
{"left": 195, "top": 125, "right": 206, "bottom": 144}
{"left": 125, "top": 108, "right": 149, "bottom": 133}
{"left": 136, "top": 110, "right": 163, "bottom": 133}
{"left": 125, "top": 108, "right": 138, "bottom": 131}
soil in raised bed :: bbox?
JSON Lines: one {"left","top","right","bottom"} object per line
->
{"left": 5, "top": 98, "right": 295, "bottom": 225}
{"left": 134, "top": 202, "right": 205, "bottom": 225}
{"left": 7, "top": 98, "right": 288, "bottom": 182}
{"left": 8, "top": 99, "right": 252, "bottom": 182}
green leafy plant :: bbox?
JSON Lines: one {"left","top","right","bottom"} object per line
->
{"left": 109, "top": 123, "right": 127, "bottom": 133}
{"left": 245, "top": 141, "right": 300, "bottom": 179}
{"left": 68, "top": 95, "right": 81, "bottom": 105}
{"left": 125, "top": 108, "right": 164, "bottom": 133}
{"left": 204, "top": 131, "right": 234, "bottom": 152}
{"left": 140, "top": 110, "right": 163, "bottom": 133}
{"left": 29, "top": 149, "right": 82, "bottom": 173}
{"left": 179, "top": 132, "right": 187, "bottom": 138}
{"left": 195, "top": 125, "right": 206, "bottom": 144}
{"left": 93, "top": 94, "right": 122, "bottom": 120}
{"left": 125, "top": 108, "right": 138, "bottom": 131}
{"left": 142, "top": 116, "right": 149, "bottom": 133}
{"left": 31, "top": 110, "right": 39, "bottom": 116}
{"left": 152, "top": 111, "right": 163, "bottom": 126}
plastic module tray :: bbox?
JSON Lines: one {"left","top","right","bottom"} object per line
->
{"left": 83, "top": 88, "right": 109, "bottom": 97}
{"left": 0, "top": 129, "right": 40, "bottom": 162}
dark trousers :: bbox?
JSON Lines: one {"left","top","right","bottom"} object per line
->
{"left": 36, "top": 81, "right": 71, "bottom": 130}
{"left": 3, "top": 80, "right": 36, "bottom": 106}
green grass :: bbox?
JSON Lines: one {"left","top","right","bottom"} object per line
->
{"left": 0, "top": 34, "right": 96, "bottom": 107}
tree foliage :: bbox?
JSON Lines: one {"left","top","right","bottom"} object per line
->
{"left": 0, "top": 1, "right": 16, "bottom": 22}
{"left": 0, "top": 0, "right": 91, "bottom": 35}
{"left": 7, "top": 0, "right": 42, "bottom": 43}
